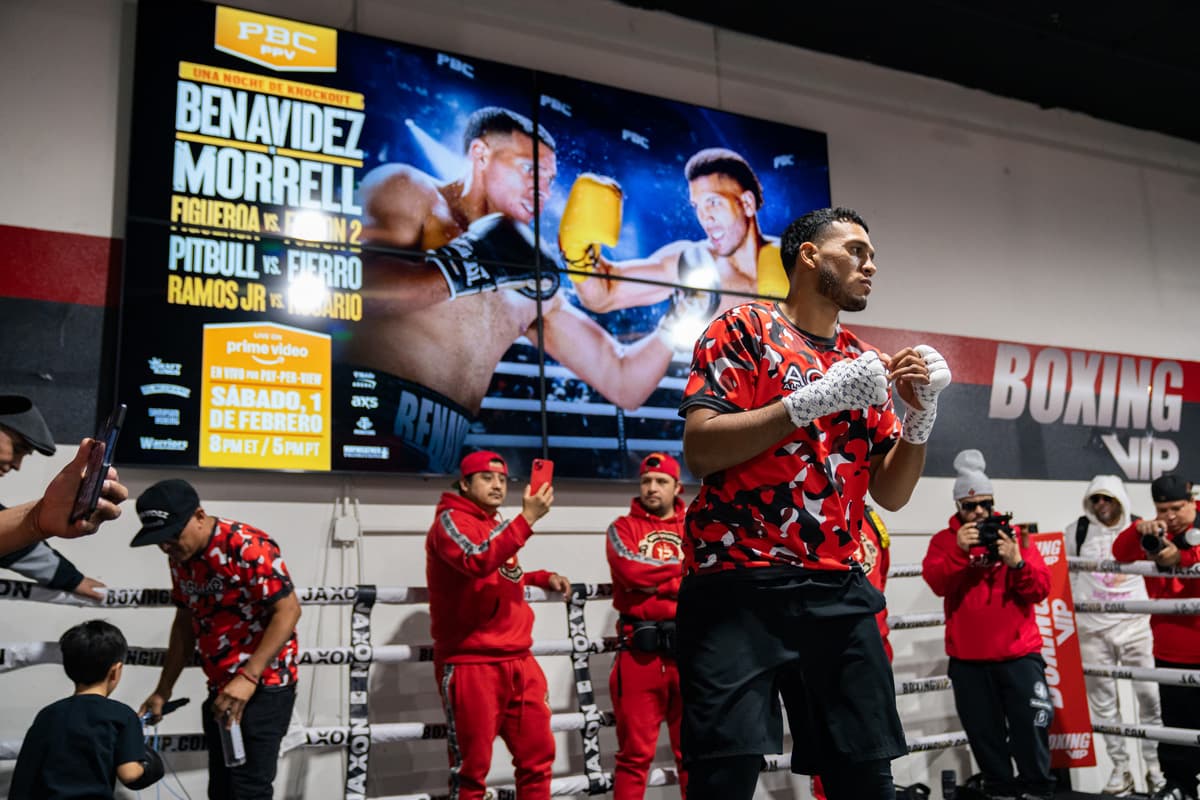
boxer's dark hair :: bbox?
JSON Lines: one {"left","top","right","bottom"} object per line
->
{"left": 463, "top": 107, "right": 556, "bottom": 152}
{"left": 685, "top": 148, "right": 763, "bottom": 210}
{"left": 781, "top": 207, "right": 869, "bottom": 277}
{"left": 60, "top": 619, "right": 128, "bottom": 685}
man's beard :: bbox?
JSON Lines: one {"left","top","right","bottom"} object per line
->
{"left": 642, "top": 496, "right": 668, "bottom": 515}
{"left": 817, "top": 263, "right": 867, "bottom": 312}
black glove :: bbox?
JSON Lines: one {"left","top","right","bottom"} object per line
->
{"left": 426, "top": 213, "right": 560, "bottom": 300}
{"left": 123, "top": 745, "right": 165, "bottom": 790}
{"left": 658, "top": 244, "right": 722, "bottom": 351}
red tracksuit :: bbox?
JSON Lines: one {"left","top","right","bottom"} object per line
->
{"left": 922, "top": 514, "right": 1051, "bottom": 660}
{"left": 427, "top": 492, "right": 557, "bottom": 800}
{"left": 1112, "top": 508, "right": 1200, "bottom": 663}
{"left": 606, "top": 497, "right": 687, "bottom": 800}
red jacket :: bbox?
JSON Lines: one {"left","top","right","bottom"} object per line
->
{"left": 425, "top": 492, "right": 554, "bottom": 664}
{"left": 922, "top": 514, "right": 1051, "bottom": 661}
{"left": 1112, "top": 508, "right": 1200, "bottom": 663}
{"left": 606, "top": 497, "right": 686, "bottom": 621}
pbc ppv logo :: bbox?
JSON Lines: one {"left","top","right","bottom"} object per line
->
{"left": 353, "top": 417, "right": 375, "bottom": 436}
{"left": 214, "top": 7, "right": 337, "bottom": 72}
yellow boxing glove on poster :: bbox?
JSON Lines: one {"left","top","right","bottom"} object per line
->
{"left": 756, "top": 241, "right": 788, "bottom": 299}
{"left": 558, "top": 173, "right": 623, "bottom": 284}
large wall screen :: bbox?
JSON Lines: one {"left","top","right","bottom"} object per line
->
{"left": 117, "top": 1, "right": 832, "bottom": 478}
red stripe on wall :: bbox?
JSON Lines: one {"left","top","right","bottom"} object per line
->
{"left": 0, "top": 224, "right": 120, "bottom": 307}
{"left": 858, "top": 323, "right": 1200, "bottom": 403}
{"left": 857, "top": 324, "right": 998, "bottom": 385}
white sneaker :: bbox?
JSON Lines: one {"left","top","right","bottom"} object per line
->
{"left": 1148, "top": 769, "right": 1168, "bottom": 793}
{"left": 1102, "top": 766, "right": 1134, "bottom": 795}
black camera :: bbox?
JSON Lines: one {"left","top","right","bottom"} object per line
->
{"left": 976, "top": 513, "right": 1015, "bottom": 560}
{"left": 1142, "top": 527, "right": 1167, "bottom": 555}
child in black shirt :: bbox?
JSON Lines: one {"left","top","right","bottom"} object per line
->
{"left": 9, "top": 619, "right": 164, "bottom": 799}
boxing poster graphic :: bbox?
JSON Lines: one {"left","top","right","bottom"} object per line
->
{"left": 115, "top": 0, "right": 832, "bottom": 477}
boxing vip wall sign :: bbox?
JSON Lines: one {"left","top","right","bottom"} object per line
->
{"left": 860, "top": 325, "right": 1193, "bottom": 482}
{"left": 115, "top": 0, "right": 831, "bottom": 477}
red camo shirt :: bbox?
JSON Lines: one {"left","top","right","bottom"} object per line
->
{"left": 922, "top": 514, "right": 1051, "bottom": 661}
{"left": 858, "top": 506, "right": 893, "bottom": 660}
{"left": 169, "top": 518, "right": 298, "bottom": 689}
{"left": 1112, "top": 505, "right": 1200, "bottom": 663}
{"left": 426, "top": 492, "right": 555, "bottom": 664}
{"left": 679, "top": 302, "right": 900, "bottom": 574}
{"left": 606, "top": 497, "right": 686, "bottom": 622}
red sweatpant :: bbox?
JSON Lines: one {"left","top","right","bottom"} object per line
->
{"left": 436, "top": 656, "right": 555, "bottom": 800}
{"left": 610, "top": 649, "right": 687, "bottom": 800}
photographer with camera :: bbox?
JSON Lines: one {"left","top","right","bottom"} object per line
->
{"left": 1113, "top": 475, "right": 1200, "bottom": 800}
{"left": 922, "top": 450, "right": 1053, "bottom": 800}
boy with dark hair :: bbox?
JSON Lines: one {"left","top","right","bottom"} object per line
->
{"left": 9, "top": 620, "right": 163, "bottom": 799}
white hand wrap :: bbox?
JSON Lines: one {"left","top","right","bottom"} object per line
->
{"left": 901, "top": 344, "right": 952, "bottom": 444}
{"left": 781, "top": 351, "right": 887, "bottom": 428}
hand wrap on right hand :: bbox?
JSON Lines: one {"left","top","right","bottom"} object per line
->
{"left": 781, "top": 351, "right": 887, "bottom": 428}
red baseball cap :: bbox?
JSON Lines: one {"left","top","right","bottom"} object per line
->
{"left": 639, "top": 452, "right": 680, "bottom": 481}
{"left": 460, "top": 450, "right": 508, "bottom": 478}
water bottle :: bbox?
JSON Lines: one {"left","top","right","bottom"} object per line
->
{"left": 219, "top": 718, "right": 246, "bottom": 768}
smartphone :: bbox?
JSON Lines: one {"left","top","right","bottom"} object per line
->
{"left": 529, "top": 458, "right": 554, "bottom": 493}
{"left": 142, "top": 697, "right": 190, "bottom": 723}
{"left": 69, "top": 403, "right": 127, "bottom": 524}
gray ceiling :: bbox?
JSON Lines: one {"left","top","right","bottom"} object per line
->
{"left": 618, "top": 1, "right": 1200, "bottom": 145}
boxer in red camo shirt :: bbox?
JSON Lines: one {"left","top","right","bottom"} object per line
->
{"left": 426, "top": 450, "right": 569, "bottom": 800}
{"left": 607, "top": 452, "right": 688, "bottom": 800}
{"left": 678, "top": 207, "right": 952, "bottom": 800}
{"left": 1113, "top": 474, "right": 1200, "bottom": 800}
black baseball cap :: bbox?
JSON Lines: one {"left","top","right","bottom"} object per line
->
{"left": 0, "top": 395, "right": 56, "bottom": 456}
{"left": 130, "top": 479, "right": 200, "bottom": 547}
{"left": 1151, "top": 474, "right": 1192, "bottom": 503}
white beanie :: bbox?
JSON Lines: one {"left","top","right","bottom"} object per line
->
{"left": 953, "top": 449, "right": 993, "bottom": 500}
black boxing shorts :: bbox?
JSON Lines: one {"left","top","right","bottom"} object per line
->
{"left": 332, "top": 363, "right": 473, "bottom": 473}
{"left": 676, "top": 567, "right": 907, "bottom": 771}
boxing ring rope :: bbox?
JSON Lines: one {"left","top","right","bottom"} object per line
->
{"left": 4, "top": 554, "right": 1200, "bottom": 798}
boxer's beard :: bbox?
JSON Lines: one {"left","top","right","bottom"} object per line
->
{"left": 817, "top": 263, "right": 867, "bottom": 312}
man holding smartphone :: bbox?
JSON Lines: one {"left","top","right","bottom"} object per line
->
{"left": 606, "top": 452, "right": 688, "bottom": 800}
{"left": 425, "top": 450, "right": 567, "bottom": 800}
{"left": 132, "top": 479, "right": 301, "bottom": 800}
{"left": 0, "top": 395, "right": 107, "bottom": 599}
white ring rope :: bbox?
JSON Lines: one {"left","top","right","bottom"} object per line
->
{"left": 6, "top": 547, "right": 1200, "bottom": 794}
{"left": 1083, "top": 663, "right": 1200, "bottom": 687}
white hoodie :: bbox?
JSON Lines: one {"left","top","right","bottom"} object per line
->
{"left": 1065, "top": 474, "right": 1148, "bottom": 631}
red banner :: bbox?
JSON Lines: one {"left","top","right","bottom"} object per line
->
{"left": 1031, "top": 532, "right": 1096, "bottom": 768}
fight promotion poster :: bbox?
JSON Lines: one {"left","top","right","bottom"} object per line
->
{"left": 1029, "top": 532, "right": 1096, "bottom": 768}
{"left": 858, "top": 325, "right": 1196, "bottom": 482}
{"left": 115, "top": 0, "right": 833, "bottom": 477}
